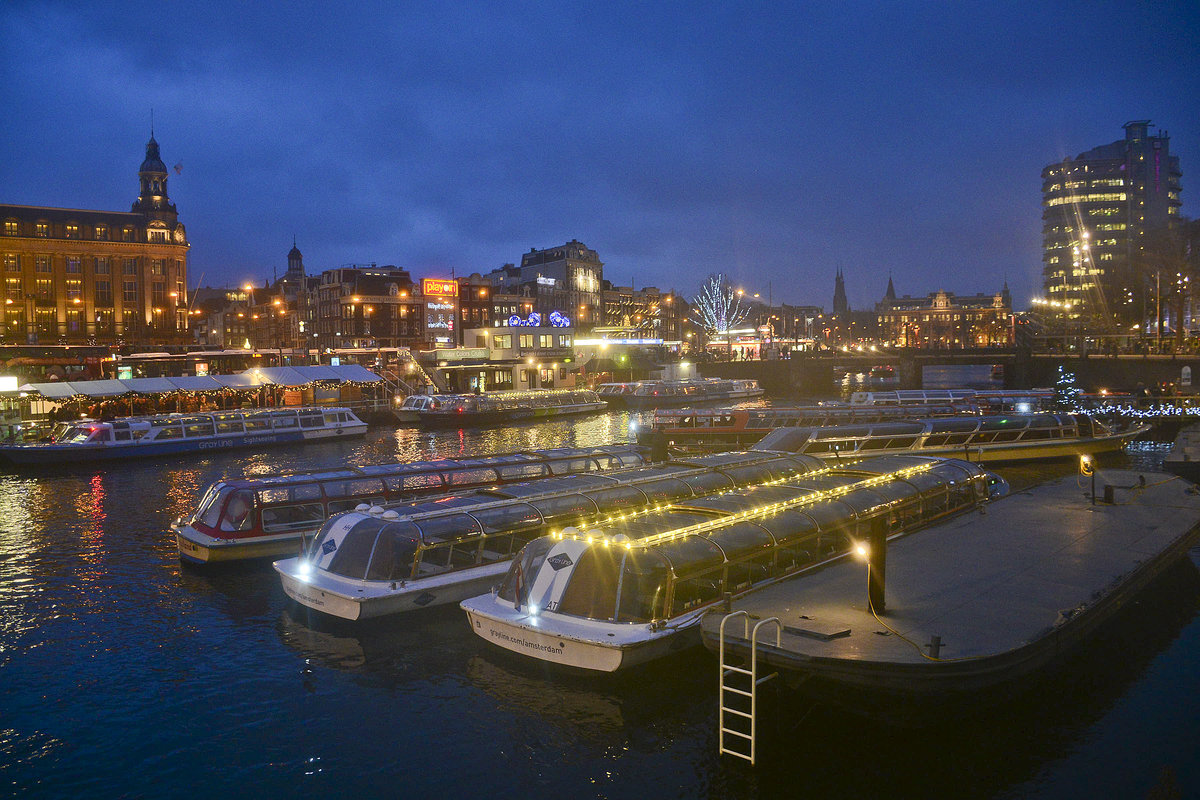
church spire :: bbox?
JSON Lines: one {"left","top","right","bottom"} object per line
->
{"left": 833, "top": 268, "right": 848, "bottom": 315}
{"left": 884, "top": 272, "right": 896, "bottom": 302}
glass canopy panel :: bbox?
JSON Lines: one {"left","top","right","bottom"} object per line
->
{"left": 527, "top": 493, "right": 598, "bottom": 520}
{"left": 364, "top": 521, "right": 423, "bottom": 581}
{"left": 634, "top": 477, "right": 694, "bottom": 502}
{"left": 325, "top": 517, "right": 387, "bottom": 580}
{"left": 586, "top": 486, "right": 650, "bottom": 512}
{"left": 752, "top": 428, "right": 812, "bottom": 452}
{"left": 752, "top": 508, "right": 821, "bottom": 544}
{"left": 836, "top": 487, "right": 890, "bottom": 516}
{"left": 678, "top": 472, "right": 734, "bottom": 493}
{"left": 413, "top": 513, "right": 484, "bottom": 545}
{"left": 704, "top": 521, "right": 774, "bottom": 560}
{"left": 469, "top": 503, "right": 543, "bottom": 534}
{"left": 646, "top": 535, "right": 725, "bottom": 574}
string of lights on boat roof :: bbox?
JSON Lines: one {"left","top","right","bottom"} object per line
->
{"left": 365, "top": 455, "right": 817, "bottom": 524}
{"left": 550, "top": 460, "right": 945, "bottom": 550}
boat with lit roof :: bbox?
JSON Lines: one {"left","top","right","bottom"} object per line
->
{"left": 394, "top": 388, "right": 606, "bottom": 426}
{"left": 751, "top": 413, "right": 1148, "bottom": 464}
{"left": 460, "top": 455, "right": 1003, "bottom": 672}
{"left": 597, "top": 378, "right": 763, "bottom": 410}
{"left": 273, "top": 451, "right": 823, "bottom": 620}
{"left": 0, "top": 406, "right": 367, "bottom": 466}
{"left": 174, "top": 445, "right": 647, "bottom": 564}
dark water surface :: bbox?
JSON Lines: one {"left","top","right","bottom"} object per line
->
{"left": 1, "top": 411, "right": 1197, "bottom": 798}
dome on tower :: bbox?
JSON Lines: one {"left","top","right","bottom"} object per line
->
{"left": 140, "top": 135, "right": 168, "bottom": 174}
{"left": 288, "top": 243, "right": 303, "bottom": 260}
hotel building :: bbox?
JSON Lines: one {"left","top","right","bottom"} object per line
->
{"left": 0, "top": 135, "right": 190, "bottom": 345}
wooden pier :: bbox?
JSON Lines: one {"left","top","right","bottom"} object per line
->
{"left": 701, "top": 469, "right": 1200, "bottom": 713}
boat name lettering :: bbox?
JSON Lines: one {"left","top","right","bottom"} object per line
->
{"left": 547, "top": 553, "right": 574, "bottom": 571}
{"left": 488, "top": 627, "right": 563, "bottom": 655}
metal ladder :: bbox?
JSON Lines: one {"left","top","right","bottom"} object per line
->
{"left": 718, "top": 611, "right": 781, "bottom": 764}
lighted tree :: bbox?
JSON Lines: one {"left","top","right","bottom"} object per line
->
{"left": 1052, "top": 365, "right": 1083, "bottom": 412}
{"left": 690, "top": 273, "right": 748, "bottom": 338}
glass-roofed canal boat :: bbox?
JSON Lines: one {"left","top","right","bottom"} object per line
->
{"left": 273, "top": 452, "right": 826, "bottom": 620}
{"left": 750, "top": 413, "right": 1149, "bottom": 463}
{"left": 459, "top": 456, "right": 1006, "bottom": 672}
{"left": 174, "top": 446, "right": 647, "bottom": 564}
{"left": 394, "top": 389, "right": 607, "bottom": 426}
{"left": 0, "top": 406, "right": 368, "bottom": 466}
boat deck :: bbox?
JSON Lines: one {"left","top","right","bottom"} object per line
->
{"left": 700, "top": 469, "right": 1200, "bottom": 698}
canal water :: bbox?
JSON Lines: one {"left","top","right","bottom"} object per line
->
{"left": 0, "top": 410, "right": 1196, "bottom": 798}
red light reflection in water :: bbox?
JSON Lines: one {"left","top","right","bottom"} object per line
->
{"left": 78, "top": 474, "right": 106, "bottom": 563}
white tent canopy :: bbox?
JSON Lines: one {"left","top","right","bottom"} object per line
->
{"left": 17, "top": 364, "right": 381, "bottom": 400}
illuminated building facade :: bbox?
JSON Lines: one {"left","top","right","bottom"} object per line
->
{"left": 311, "top": 265, "right": 424, "bottom": 350}
{"left": 486, "top": 240, "right": 603, "bottom": 331}
{"left": 600, "top": 283, "right": 685, "bottom": 343}
{"left": 877, "top": 283, "right": 1013, "bottom": 348}
{"left": 0, "top": 135, "right": 190, "bottom": 345}
{"left": 1042, "top": 120, "right": 1182, "bottom": 325}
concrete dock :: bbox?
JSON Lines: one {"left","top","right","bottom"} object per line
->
{"left": 701, "top": 469, "right": 1200, "bottom": 706}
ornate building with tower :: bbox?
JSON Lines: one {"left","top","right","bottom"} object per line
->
{"left": 0, "top": 134, "right": 190, "bottom": 345}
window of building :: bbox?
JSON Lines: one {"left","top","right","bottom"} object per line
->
{"left": 66, "top": 279, "right": 82, "bottom": 300}
{"left": 66, "top": 308, "right": 81, "bottom": 333}
{"left": 6, "top": 278, "right": 22, "bottom": 300}
{"left": 3, "top": 255, "right": 17, "bottom": 272}
{"left": 152, "top": 282, "right": 166, "bottom": 306}
{"left": 95, "top": 257, "right": 110, "bottom": 274}
{"left": 148, "top": 230, "right": 169, "bottom": 243}
{"left": 122, "top": 227, "right": 134, "bottom": 242}
{"left": 35, "top": 308, "right": 55, "bottom": 336}
{"left": 151, "top": 259, "right": 165, "bottom": 276}
{"left": 94, "top": 224, "right": 108, "bottom": 241}
{"left": 35, "top": 257, "right": 51, "bottom": 273}
{"left": 96, "top": 308, "right": 114, "bottom": 332}
{"left": 558, "top": 334, "right": 571, "bottom": 347}
{"left": 539, "top": 334, "right": 553, "bottom": 348}
{"left": 124, "top": 281, "right": 139, "bottom": 302}
{"left": 95, "top": 280, "right": 113, "bottom": 305}
{"left": 3, "top": 221, "right": 17, "bottom": 236}
{"left": 35, "top": 222, "right": 49, "bottom": 237}
{"left": 123, "top": 258, "right": 138, "bottom": 275}
{"left": 493, "top": 334, "right": 511, "bottom": 349}
{"left": 66, "top": 257, "right": 81, "bottom": 273}
{"left": 65, "top": 223, "right": 79, "bottom": 239}
{"left": 519, "top": 333, "right": 533, "bottom": 348}
{"left": 35, "top": 278, "right": 53, "bottom": 300}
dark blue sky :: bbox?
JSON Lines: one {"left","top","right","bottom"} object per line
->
{"left": 2, "top": 1, "right": 1197, "bottom": 311}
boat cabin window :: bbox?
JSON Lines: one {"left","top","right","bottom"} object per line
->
{"left": 528, "top": 493, "right": 598, "bottom": 520}
{"left": 214, "top": 416, "right": 244, "bottom": 434}
{"left": 448, "top": 468, "right": 502, "bottom": 486}
{"left": 219, "top": 489, "right": 255, "bottom": 532}
{"left": 184, "top": 419, "right": 216, "bottom": 438}
{"left": 244, "top": 414, "right": 271, "bottom": 432}
{"left": 323, "top": 412, "right": 342, "bottom": 425}
{"left": 586, "top": 486, "right": 649, "bottom": 512}
{"left": 556, "top": 547, "right": 625, "bottom": 621}
{"left": 261, "top": 502, "right": 326, "bottom": 532}
{"left": 497, "top": 463, "right": 550, "bottom": 481}
{"left": 679, "top": 472, "right": 734, "bottom": 493}
{"left": 470, "top": 503, "right": 543, "bottom": 534}
{"left": 325, "top": 518, "right": 386, "bottom": 579}
{"left": 271, "top": 412, "right": 299, "bottom": 430}
{"left": 497, "top": 537, "right": 557, "bottom": 604}
{"left": 364, "top": 522, "right": 423, "bottom": 581}
{"left": 155, "top": 424, "right": 184, "bottom": 440}
{"left": 636, "top": 477, "right": 694, "bottom": 502}
{"left": 299, "top": 412, "right": 325, "bottom": 429}
{"left": 195, "top": 484, "right": 226, "bottom": 529}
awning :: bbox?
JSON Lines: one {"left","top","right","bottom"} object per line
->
{"left": 121, "top": 377, "right": 177, "bottom": 394}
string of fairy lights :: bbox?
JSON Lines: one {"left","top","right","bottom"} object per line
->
{"left": 549, "top": 459, "right": 947, "bottom": 550}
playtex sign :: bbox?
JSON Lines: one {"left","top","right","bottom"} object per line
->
{"left": 508, "top": 310, "right": 571, "bottom": 328}
{"left": 423, "top": 278, "right": 458, "bottom": 341}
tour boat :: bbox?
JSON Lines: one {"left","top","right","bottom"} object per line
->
{"left": 460, "top": 455, "right": 1003, "bottom": 672}
{"left": 751, "top": 413, "right": 1149, "bottom": 464}
{"left": 174, "top": 445, "right": 647, "bottom": 564}
{"left": 596, "top": 379, "right": 763, "bottom": 410}
{"left": 639, "top": 403, "right": 970, "bottom": 452}
{"left": 273, "top": 451, "right": 825, "bottom": 621}
{"left": 0, "top": 407, "right": 368, "bottom": 466}
{"left": 394, "top": 389, "right": 606, "bottom": 426}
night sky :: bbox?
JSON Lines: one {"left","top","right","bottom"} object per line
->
{"left": 2, "top": 2, "right": 1197, "bottom": 311}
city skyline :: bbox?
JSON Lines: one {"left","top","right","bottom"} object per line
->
{"left": 2, "top": 2, "right": 1198, "bottom": 310}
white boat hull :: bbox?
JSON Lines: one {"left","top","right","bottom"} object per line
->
{"left": 275, "top": 559, "right": 510, "bottom": 621}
